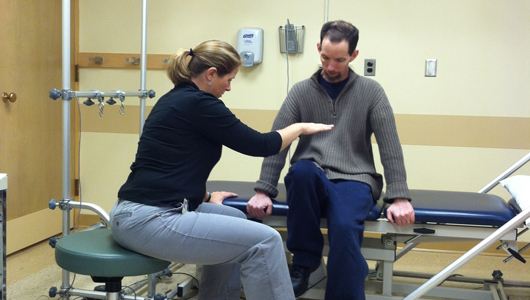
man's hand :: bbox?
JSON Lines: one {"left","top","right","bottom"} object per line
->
{"left": 247, "top": 190, "right": 273, "bottom": 218}
{"left": 386, "top": 199, "right": 415, "bottom": 226}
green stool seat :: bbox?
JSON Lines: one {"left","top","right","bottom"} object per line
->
{"left": 55, "top": 229, "right": 170, "bottom": 278}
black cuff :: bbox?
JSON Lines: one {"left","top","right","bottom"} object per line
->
{"left": 383, "top": 197, "right": 411, "bottom": 204}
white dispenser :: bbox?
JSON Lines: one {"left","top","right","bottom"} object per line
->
{"left": 236, "top": 28, "right": 263, "bottom": 67}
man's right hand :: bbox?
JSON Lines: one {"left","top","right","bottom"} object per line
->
{"left": 247, "top": 190, "right": 273, "bottom": 218}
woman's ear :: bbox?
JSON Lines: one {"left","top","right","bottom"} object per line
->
{"left": 206, "top": 67, "right": 217, "bottom": 81}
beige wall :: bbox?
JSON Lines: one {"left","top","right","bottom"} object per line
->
{"left": 77, "top": 0, "right": 530, "bottom": 241}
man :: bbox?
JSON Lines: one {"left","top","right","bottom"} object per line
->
{"left": 247, "top": 21, "right": 415, "bottom": 299}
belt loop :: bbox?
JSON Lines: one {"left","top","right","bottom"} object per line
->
{"left": 181, "top": 199, "right": 189, "bottom": 214}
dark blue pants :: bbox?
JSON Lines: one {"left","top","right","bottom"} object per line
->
{"left": 285, "top": 160, "right": 373, "bottom": 300}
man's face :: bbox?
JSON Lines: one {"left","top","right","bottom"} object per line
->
{"left": 318, "top": 38, "right": 358, "bottom": 83}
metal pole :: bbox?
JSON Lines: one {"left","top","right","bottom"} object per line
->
{"left": 62, "top": 0, "right": 70, "bottom": 93}
{"left": 478, "top": 152, "right": 530, "bottom": 193}
{"left": 324, "top": 0, "right": 329, "bottom": 23}
{"left": 62, "top": 0, "right": 71, "bottom": 202}
{"left": 403, "top": 207, "right": 530, "bottom": 300}
{"left": 61, "top": 0, "right": 71, "bottom": 294}
{"left": 147, "top": 273, "right": 157, "bottom": 298}
{"left": 72, "top": 90, "right": 147, "bottom": 98}
{"left": 1, "top": 187, "right": 6, "bottom": 300}
{"left": 139, "top": 0, "right": 148, "bottom": 134}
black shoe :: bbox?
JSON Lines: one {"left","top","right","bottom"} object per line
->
{"left": 290, "top": 264, "right": 319, "bottom": 297}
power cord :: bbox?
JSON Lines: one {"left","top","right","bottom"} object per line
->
{"left": 53, "top": 97, "right": 83, "bottom": 300}
{"left": 122, "top": 285, "right": 138, "bottom": 299}
{"left": 165, "top": 272, "right": 200, "bottom": 299}
{"left": 72, "top": 95, "right": 83, "bottom": 233}
{"left": 285, "top": 22, "right": 293, "bottom": 162}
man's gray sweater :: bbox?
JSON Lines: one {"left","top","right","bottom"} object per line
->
{"left": 255, "top": 69, "right": 410, "bottom": 203}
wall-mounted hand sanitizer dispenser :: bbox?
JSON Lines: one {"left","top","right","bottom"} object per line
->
{"left": 236, "top": 28, "right": 263, "bottom": 67}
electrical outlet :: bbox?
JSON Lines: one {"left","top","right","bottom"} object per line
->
{"left": 425, "top": 59, "right": 437, "bottom": 77}
{"left": 364, "top": 59, "right": 376, "bottom": 76}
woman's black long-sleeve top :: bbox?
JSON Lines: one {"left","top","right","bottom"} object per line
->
{"left": 118, "top": 82, "right": 282, "bottom": 211}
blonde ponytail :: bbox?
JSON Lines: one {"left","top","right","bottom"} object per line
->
{"left": 166, "top": 40, "right": 241, "bottom": 86}
{"left": 166, "top": 49, "right": 193, "bottom": 86}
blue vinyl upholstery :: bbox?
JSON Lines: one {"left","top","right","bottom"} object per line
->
{"left": 210, "top": 181, "right": 517, "bottom": 227}
{"left": 409, "top": 189, "right": 516, "bottom": 227}
{"left": 211, "top": 181, "right": 383, "bottom": 221}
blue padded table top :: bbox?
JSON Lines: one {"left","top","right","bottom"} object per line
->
{"left": 209, "top": 181, "right": 384, "bottom": 221}
{"left": 209, "top": 181, "right": 516, "bottom": 227}
{"left": 409, "top": 189, "right": 515, "bottom": 227}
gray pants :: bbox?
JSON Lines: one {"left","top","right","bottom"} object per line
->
{"left": 109, "top": 200, "right": 295, "bottom": 300}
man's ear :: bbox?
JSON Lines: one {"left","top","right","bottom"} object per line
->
{"left": 350, "top": 49, "right": 359, "bottom": 63}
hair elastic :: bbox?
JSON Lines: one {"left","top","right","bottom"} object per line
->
{"left": 189, "top": 48, "right": 194, "bottom": 57}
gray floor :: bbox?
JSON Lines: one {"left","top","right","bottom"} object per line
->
{"left": 7, "top": 240, "right": 530, "bottom": 300}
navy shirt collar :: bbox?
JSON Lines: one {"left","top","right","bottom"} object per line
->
{"left": 317, "top": 73, "right": 349, "bottom": 101}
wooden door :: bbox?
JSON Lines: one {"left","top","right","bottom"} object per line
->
{"left": 0, "top": 0, "right": 68, "bottom": 254}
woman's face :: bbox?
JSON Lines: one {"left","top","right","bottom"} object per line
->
{"left": 210, "top": 67, "right": 239, "bottom": 98}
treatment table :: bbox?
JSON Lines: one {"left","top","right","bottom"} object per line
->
{"left": 208, "top": 180, "right": 528, "bottom": 300}
{"left": 49, "top": 153, "right": 529, "bottom": 300}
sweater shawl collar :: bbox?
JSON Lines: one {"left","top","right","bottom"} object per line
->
{"left": 310, "top": 68, "right": 359, "bottom": 93}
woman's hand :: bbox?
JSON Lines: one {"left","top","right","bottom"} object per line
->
{"left": 209, "top": 191, "right": 238, "bottom": 205}
{"left": 277, "top": 123, "right": 334, "bottom": 151}
{"left": 300, "top": 123, "right": 334, "bottom": 135}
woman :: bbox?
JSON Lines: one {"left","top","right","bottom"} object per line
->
{"left": 109, "top": 40, "right": 333, "bottom": 300}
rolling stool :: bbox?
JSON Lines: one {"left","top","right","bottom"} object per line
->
{"left": 50, "top": 228, "right": 171, "bottom": 300}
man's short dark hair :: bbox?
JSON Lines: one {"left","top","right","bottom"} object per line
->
{"left": 320, "top": 21, "right": 359, "bottom": 56}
